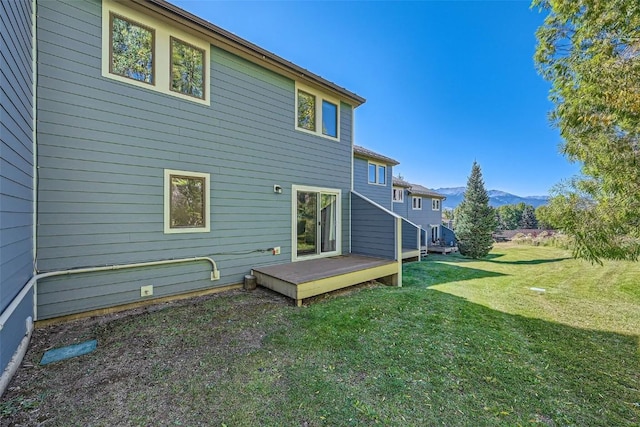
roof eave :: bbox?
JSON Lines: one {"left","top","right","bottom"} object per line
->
{"left": 127, "top": 0, "right": 366, "bottom": 107}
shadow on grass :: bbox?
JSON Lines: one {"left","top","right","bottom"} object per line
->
{"left": 403, "top": 258, "right": 506, "bottom": 287}
{"left": 426, "top": 252, "right": 570, "bottom": 266}
{"left": 430, "top": 253, "right": 504, "bottom": 262}
{"left": 486, "top": 257, "right": 571, "bottom": 265}
{"left": 279, "top": 289, "right": 640, "bottom": 427}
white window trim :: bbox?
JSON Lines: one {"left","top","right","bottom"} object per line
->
{"left": 412, "top": 196, "right": 422, "bottom": 210}
{"left": 432, "top": 199, "right": 441, "bottom": 211}
{"left": 367, "top": 161, "right": 387, "bottom": 186}
{"left": 102, "top": 0, "right": 210, "bottom": 106}
{"left": 295, "top": 82, "right": 340, "bottom": 141}
{"left": 393, "top": 187, "right": 404, "bottom": 203}
{"left": 164, "top": 169, "right": 211, "bottom": 234}
{"left": 291, "top": 184, "right": 342, "bottom": 262}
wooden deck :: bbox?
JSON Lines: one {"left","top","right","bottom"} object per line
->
{"left": 428, "top": 245, "right": 458, "bottom": 254}
{"left": 252, "top": 254, "right": 399, "bottom": 306}
{"left": 402, "top": 247, "right": 421, "bottom": 260}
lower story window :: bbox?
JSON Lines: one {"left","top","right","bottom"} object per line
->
{"left": 164, "top": 169, "right": 210, "bottom": 233}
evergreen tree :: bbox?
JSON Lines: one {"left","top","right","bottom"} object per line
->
{"left": 455, "top": 162, "right": 496, "bottom": 258}
{"left": 519, "top": 205, "right": 538, "bottom": 229}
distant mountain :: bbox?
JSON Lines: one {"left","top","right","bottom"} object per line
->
{"left": 434, "top": 187, "right": 549, "bottom": 210}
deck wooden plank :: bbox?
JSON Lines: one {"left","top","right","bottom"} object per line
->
{"left": 402, "top": 247, "right": 420, "bottom": 260}
{"left": 252, "top": 254, "right": 394, "bottom": 285}
{"left": 252, "top": 254, "right": 400, "bottom": 305}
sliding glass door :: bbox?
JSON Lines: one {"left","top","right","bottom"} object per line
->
{"left": 294, "top": 186, "right": 341, "bottom": 260}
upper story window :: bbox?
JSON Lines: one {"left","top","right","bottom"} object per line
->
{"left": 164, "top": 169, "right": 210, "bottom": 234}
{"left": 110, "top": 14, "right": 155, "bottom": 84}
{"left": 368, "top": 162, "right": 386, "bottom": 185}
{"left": 412, "top": 196, "right": 422, "bottom": 210}
{"left": 393, "top": 187, "right": 404, "bottom": 202}
{"left": 170, "top": 37, "right": 205, "bottom": 99}
{"left": 295, "top": 82, "right": 340, "bottom": 140}
{"left": 432, "top": 199, "right": 441, "bottom": 211}
{"left": 102, "top": 0, "right": 210, "bottom": 106}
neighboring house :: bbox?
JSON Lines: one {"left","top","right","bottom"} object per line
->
{"left": 1, "top": 0, "right": 403, "bottom": 394}
{"left": 351, "top": 146, "right": 422, "bottom": 260}
{"left": 392, "top": 178, "right": 448, "bottom": 250}
{"left": 352, "top": 145, "right": 398, "bottom": 210}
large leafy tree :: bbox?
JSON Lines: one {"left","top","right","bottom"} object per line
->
{"left": 495, "top": 203, "right": 525, "bottom": 230}
{"left": 533, "top": 0, "right": 640, "bottom": 263}
{"left": 455, "top": 162, "right": 496, "bottom": 258}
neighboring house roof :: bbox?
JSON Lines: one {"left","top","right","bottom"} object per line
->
{"left": 408, "top": 183, "right": 446, "bottom": 199}
{"left": 131, "top": 0, "right": 366, "bottom": 107}
{"left": 392, "top": 176, "right": 412, "bottom": 188}
{"left": 353, "top": 145, "right": 400, "bottom": 166}
{"left": 392, "top": 177, "right": 444, "bottom": 198}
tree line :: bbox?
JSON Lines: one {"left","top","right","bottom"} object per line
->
{"left": 494, "top": 203, "right": 554, "bottom": 231}
{"left": 447, "top": 202, "right": 553, "bottom": 232}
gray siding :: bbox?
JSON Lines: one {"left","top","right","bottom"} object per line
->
{"left": 392, "top": 188, "right": 409, "bottom": 218}
{"left": 353, "top": 156, "right": 392, "bottom": 210}
{"left": 351, "top": 193, "right": 396, "bottom": 259}
{"left": 36, "top": 0, "right": 354, "bottom": 319}
{"left": 401, "top": 218, "right": 419, "bottom": 250}
{"left": 441, "top": 225, "right": 457, "bottom": 246}
{"left": 394, "top": 192, "right": 439, "bottom": 228}
{"left": 1, "top": 0, "right": 34, "bottom": 369}
{"left": 392, "top": 189, "right": 444, "bottom": 247}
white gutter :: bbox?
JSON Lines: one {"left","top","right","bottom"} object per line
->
{"left": 0, "top": 256, "right": 220, "bottom": 330}
{"left": 349, "top": 105, "right": 355, "bottom": 253}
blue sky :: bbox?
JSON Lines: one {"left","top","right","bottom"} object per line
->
{"left": 172, "top": 0, "right": 581, "bottom": 196}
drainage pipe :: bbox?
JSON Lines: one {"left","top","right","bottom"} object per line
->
{"left": 0, "top": 256, "right": 220, "bottom": 330}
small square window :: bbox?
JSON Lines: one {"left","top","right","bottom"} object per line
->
{"left": 297, "top": 90, "right": 316, "bottom": 131}
{"left": 171, "top": 37, "right": 205, "bottom": 99}
{"left": 322, "top": 100, "right": 337, "bottom": 137}
{"left": 164, "top": 169, "right": 210, "bottom": 233}
{"left": 295, "top": 83, "right": 340, "bottom": 140}
{"left": 367, "top": 162, "right": 386, "bottom": 185}
{"left": 432, "top": 199, "right": 441, "bottom": 210}
{"left": 110, "top": 13, "right": 155, "bottom": 84}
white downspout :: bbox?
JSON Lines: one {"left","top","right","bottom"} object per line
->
{"left": 32, "top": 0, "right": 39, "bottom": 323}
{"left": 349, "top": 105, "right": 354, "bottom": 253}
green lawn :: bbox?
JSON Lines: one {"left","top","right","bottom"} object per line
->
{"left": 2, "top": 244, "right": 639, "bottom": 426}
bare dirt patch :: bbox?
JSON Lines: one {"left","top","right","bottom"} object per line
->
{"left": 1, "top": 281, "right": 382, "bottom": 426}
{"left": 1, "top": 287, "right": 290, "bottom": 426}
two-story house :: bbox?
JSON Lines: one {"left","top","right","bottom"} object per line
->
{"left": 1, "top": 0, "right": 404, "bottom": 393}
{"left": 352, "top": 146, "right": 422, "bottom": 260}
{"left": 392, "top": 177, "right": 449, "bottom": 253}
